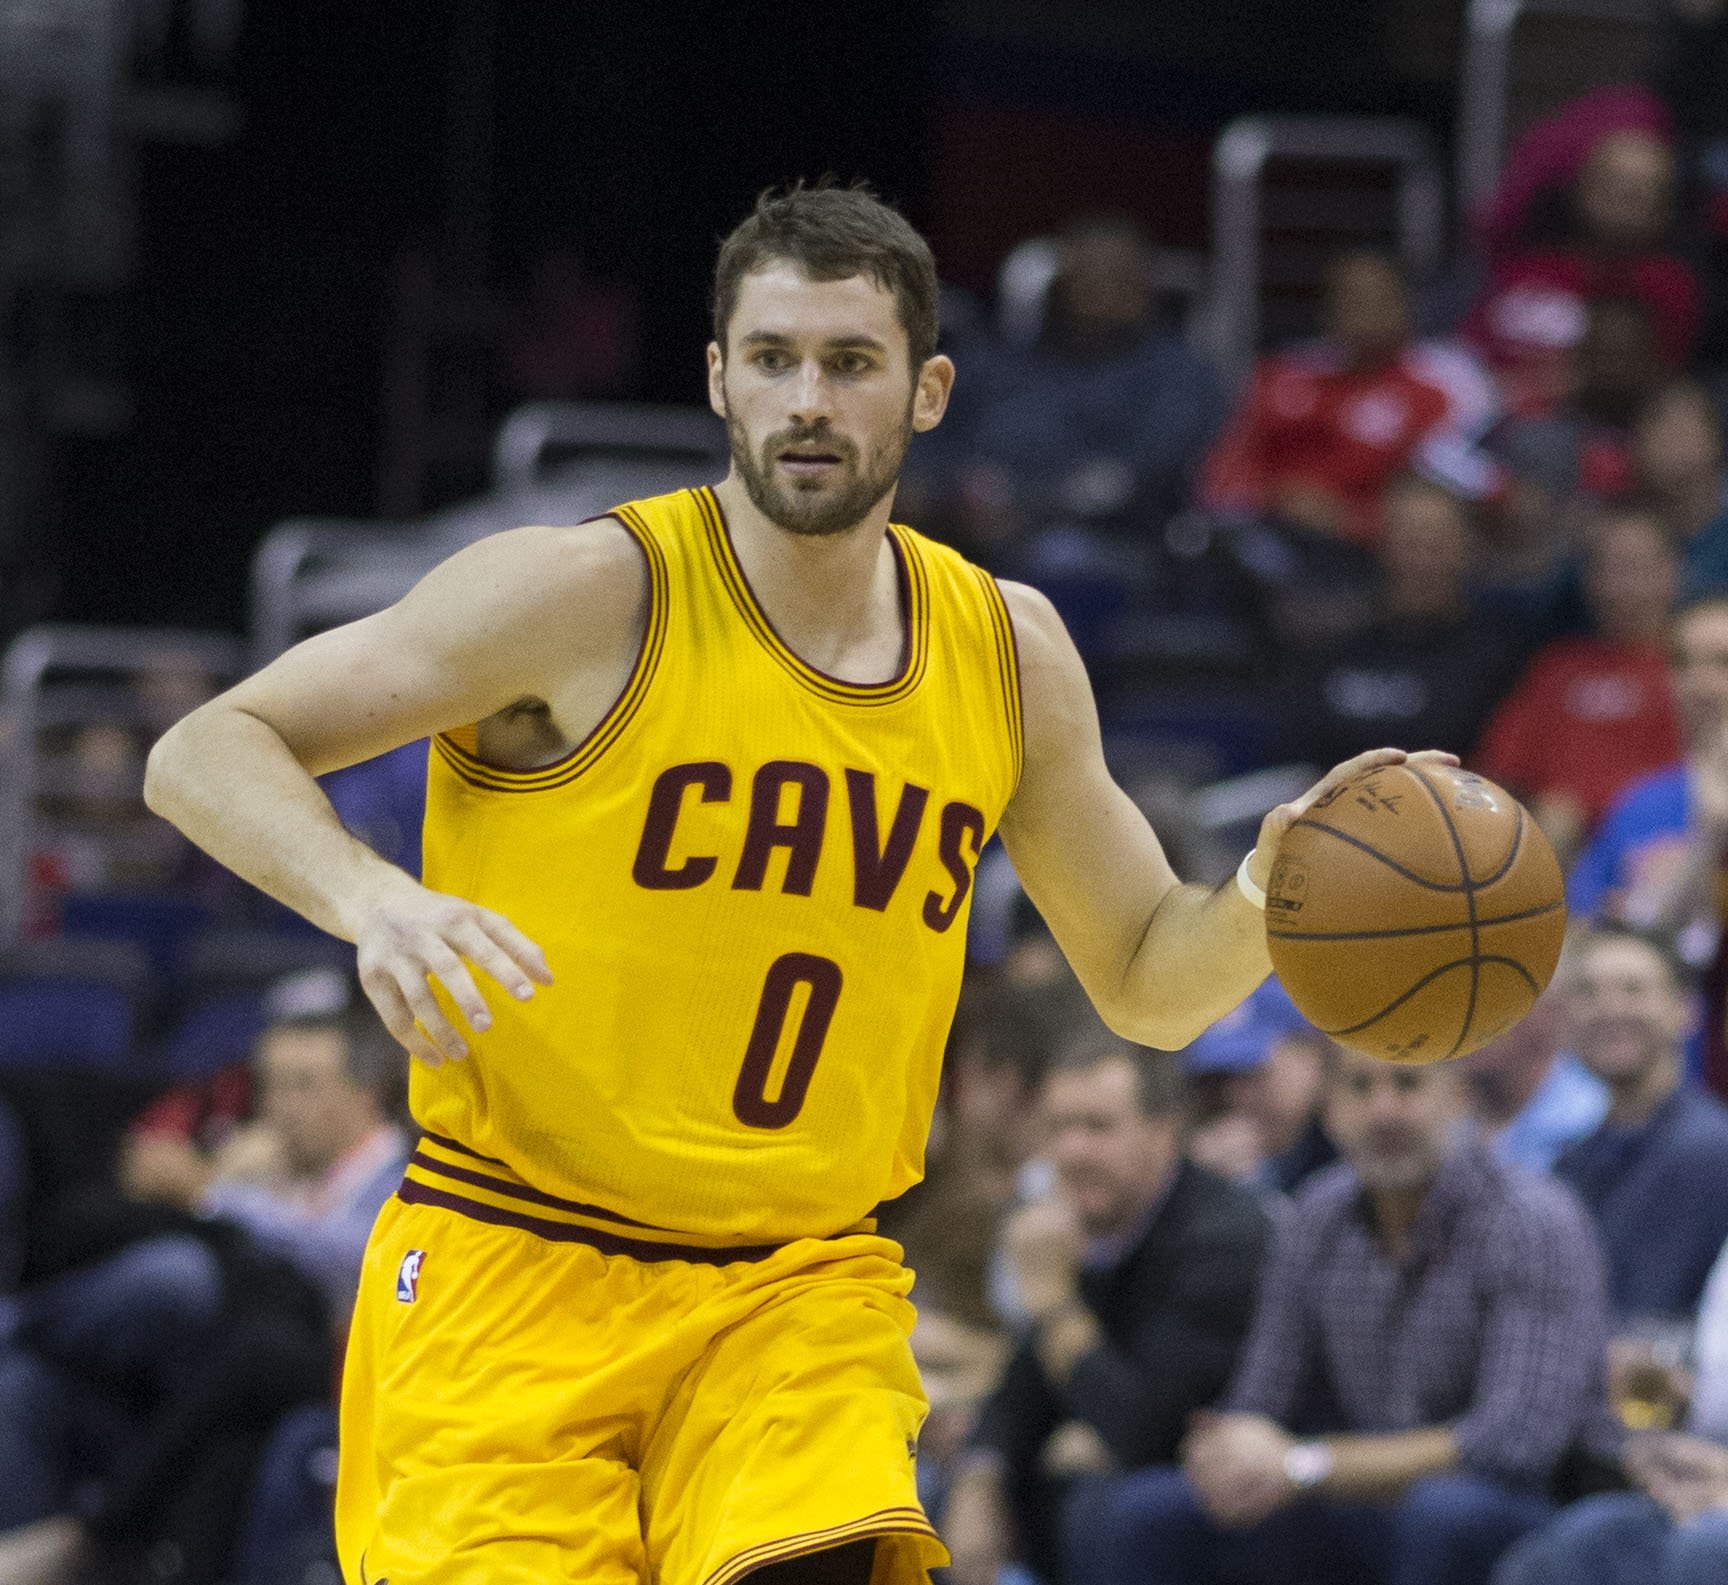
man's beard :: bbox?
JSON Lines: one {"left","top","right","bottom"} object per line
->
{"left": 724, "top": 396, "right": 915, "bottom": 538}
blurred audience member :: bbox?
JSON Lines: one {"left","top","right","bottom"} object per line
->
{"left": 0, "top": 976, "right": 407, "bottom": 1585}
{"left": 1554, "top": 924, "right": 1728, "bottom": 1321}
{"left": 1202, "top": 251, "right": 1500, "bottom": 550}
{"left": 1184, "top": 980, "right": 1337, "bottom": 1197}
{"left": 942, "top": 1022, "right": 1268, "bottom": 1585}
{"left": 1062, "top": 1044, "right": 1615, "bottom": 1585}
{"left": 1462, "top": 969, "right": 1607, "bottom": 1175}
{"left": 954, "top": 217, "right": 1226, "bottom": 547}
{"left": 1488, "top": 296, "right": 1668, "bottom": 585}
{"left": 1277, "top": 478, "right": 1522, "bottom": 763}
{"left": 1466, "top": 92, "right": 1699, "bottom": 417}
{"left": 1634, "top": 381, "right": 1728, "bottom": 594}
{"left": 1494, "top": 1220, "right": 1728, "bottom": 1585}
{"left": 1478, "top": 508, "right": 1681, "bottom": 862}
{"left": 1569, "top": 593, "right": 1728, "bottom": 956}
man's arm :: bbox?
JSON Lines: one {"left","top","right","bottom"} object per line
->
{"left": 996, "top": 582, "right": 1448, "bottom": 1047}
{"left": 145, "top": 520, "right": 647, "bottom": 1063}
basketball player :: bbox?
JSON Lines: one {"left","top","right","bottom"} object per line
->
{"left": 144, "top": 184, "right": 1451, "bottom": 1585}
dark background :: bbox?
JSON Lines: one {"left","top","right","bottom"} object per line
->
{"left": 41, "top": 0, "right": 1461, "bottom": 633}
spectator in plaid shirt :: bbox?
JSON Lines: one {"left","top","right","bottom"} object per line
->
{"left": 1062, "top": 1042, "right": 1619, "bottom": 1585}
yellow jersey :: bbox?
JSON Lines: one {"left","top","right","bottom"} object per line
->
{"left": 406, "top": 486, "right": 1022, "bottom": 1249}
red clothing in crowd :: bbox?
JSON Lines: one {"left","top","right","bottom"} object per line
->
{"left": 1199, "top": 341, "right": 1501, "bottom": 544}
{"left": 1477, "top": 638, "right": 1682, "bottom": 830}
{"left": 1463, "top": 249, "right": 1701, "bottom": 419}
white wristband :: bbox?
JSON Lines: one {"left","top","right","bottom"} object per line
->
{"left": 1236, "top": 852, "right": 1267, "bottom": 910}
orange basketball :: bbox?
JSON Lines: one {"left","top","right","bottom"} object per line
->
{"left": 1264, "top": 763, "right": 1567, "bottom": 1063}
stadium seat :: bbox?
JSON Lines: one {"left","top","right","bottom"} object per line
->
{"left": 0, "top": 937, "right": 151, "bottom": 1070}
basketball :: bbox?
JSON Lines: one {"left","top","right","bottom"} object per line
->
{"left": 1264, "top": 763, "right": 1567, "bottom": 1063}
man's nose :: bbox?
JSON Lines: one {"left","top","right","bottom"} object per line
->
{"left": 787, "top": 360, "right": 831, "bottom": 426}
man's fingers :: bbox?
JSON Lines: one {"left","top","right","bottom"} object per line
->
{"left": 399, "top": 969, "right": 470, "bottom": 1061}
{"left": 363, "top": 971, "right": 447, "bottom": 1068}
{"left": 1406, "top": 748, "right": 1462, "bottom": 768}
{"left": 423, "top": 940, "right": 493, "bottom": 1034}
{"left": 464, "top": 917, "right": 546, "bottom": 1001}
{"left": 478, "top": 911, "right": 555, "bottom": 994}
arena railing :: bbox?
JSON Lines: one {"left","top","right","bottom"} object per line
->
{"left": 1210, "top": 115, "right": 1446, "bottom": 389}
{"left": 249, "top": 517, "right": 439, "bottom": 667}
{"left": 490, "top": 400, "right": 727, "bottom": 494}
{"left": 1457, "top": 0, "right": 1662, "bottom": 220}
{"left": 0, "top": 623, "right": 245, "bottom": 944}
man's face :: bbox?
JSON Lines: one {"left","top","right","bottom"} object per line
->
{"left": 1635, "top": 389, "right": 1723, "bottom": 492}
{"left": 708, "top": 262, "right": 951, "bottom": 537}
{"left": 1564, "top": 936, "right": 1690, "bottom": 1089}
{"left": 1324, "top": 255, "right": 1411, "bottom": 365}
{"left": 1042, "top": 1056, "right": 1179, "bottom": 1238}
{"left": 1323, "top": 1048, "right": 1465, "bottom": 1193}
{"left": 1225, "top": 1035, "right": 1327, "bottom": 1149}
{"left": 1584, "top": 515, "right": 1676, "bottom": 643}
{"left": 257, "top": 1026, "right": 369, "bottom": 1177}
{"left": 1577, "top": 131, "right": 1675, "bottom": 252}
{"left": 1379, "top": 484, "right": 1472, "bottom": 597}
{"left": 1670, "top": 603, "right": 1728, "bottom": 741}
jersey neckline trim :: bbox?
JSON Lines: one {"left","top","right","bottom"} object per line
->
{"left": 433, "top": 510, "right": 669, "bottom": 792}
{"left": 695, "top": 485, "right": 930, "bottom": 706}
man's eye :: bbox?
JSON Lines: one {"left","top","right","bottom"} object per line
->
{"left": 834, "top": 354, "right": 869, "bottom": 374}
{"left": 755, "top": 351, "right": 790, "bottom": 371}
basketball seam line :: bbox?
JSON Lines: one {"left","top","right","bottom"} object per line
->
{"left": 1410, "top": 766, "right": 1482, "bottom": 1058}
{"left": 1323, "top": 954, "right": 1538, "bottom": 1038}
{"left": 1297, "top": 820, "right": 1480, "bottom": 892}
{"left": 1265, "top": 897, "right": 1563, "bottom": 942}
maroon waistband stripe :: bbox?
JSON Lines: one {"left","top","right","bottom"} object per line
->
{"left": 406, "top": 1148, "right": 667, "bottom": 1232}
{"left": 395, "top": 1179, "right": 794, "bottom": 1265}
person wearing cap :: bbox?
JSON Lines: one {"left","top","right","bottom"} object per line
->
{"left": 942, "top": 1013, "right": 1270, "bottom": 1585}
{"left": 1184, "top": 979, "right": 1338, "bottom": 1198}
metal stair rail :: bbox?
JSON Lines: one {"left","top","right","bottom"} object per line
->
{"left": 1210, "top": 115, "right": 1446, "bottom": 390}
{"left": 490, "top": 400, "right": 728, "bottom": 495}
{"left": 1457, "top": 0, "right": 1662, "bottom": 219}
{"left": 0, "top": 623, "right": 244, "bottom": 942}
{"left": 249, "top": 517, "right": 441, "bottom": 667}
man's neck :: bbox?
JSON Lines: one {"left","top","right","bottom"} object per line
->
{"left": 1605, "top": 1053, "right": 1682, "bottom": 1127}
{"left": 1366, "top": 1181, "right": 1433, "bottom": 1260}
{"left": 710, "top": 473, "right": 902, "bottom": 679}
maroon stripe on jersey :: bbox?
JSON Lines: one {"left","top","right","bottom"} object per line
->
{"left": 395, "top": 1179, "right": 793, "bottom": 1264}
{"left": 417, "top": 1130, "right": 507, "bottom": 1167}
{"left": 705, "top": 1510, "right": 937, "bottom": 1585}
{"left": 406, "top": 1147, "right": 667, "bottom": 1232}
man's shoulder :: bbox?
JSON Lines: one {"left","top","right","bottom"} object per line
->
{"left": 1665, "top": 1087, "right": 1728, "bottom": 1157}
{"left": 1599, "top": 763, "right": 1690, "bottom": 829}
{"left": 1161, "top": 1161, "right": 1273, "bottom": 1248}
{"left": 1282, "top": 1158, "right": 1364, "bottom": 1229}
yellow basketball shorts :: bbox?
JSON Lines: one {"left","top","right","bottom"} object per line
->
{"left": 335, "top": 1191, "right": 949, "bottom": 1585}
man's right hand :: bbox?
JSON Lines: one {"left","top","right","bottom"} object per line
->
{"left": 941, "top": 1464, "right": 1010, "bottom": 1585}
{"left": 352, "top": 878, "right": 554, "bottom": 1066}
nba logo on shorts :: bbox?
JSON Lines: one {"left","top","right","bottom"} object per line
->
{"left": 396, "top": 1249, "right": 426, "bottom": 1303}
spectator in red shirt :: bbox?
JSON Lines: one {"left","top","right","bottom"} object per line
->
{"left": 1466, "top": 104, "right": 1700, "bottom": 419}
{"left": 1201, "top": 251, "right": 1500, "bottom": 549}
{"left": 1478, "top": 507, "right": 1682, "bottom": 865}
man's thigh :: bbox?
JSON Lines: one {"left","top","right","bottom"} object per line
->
{"left": 749, "top": 1539, "right": 876, "bottom": 1584}
{"left": 641, "top": 1241, "right": 946, "bottom": 1585}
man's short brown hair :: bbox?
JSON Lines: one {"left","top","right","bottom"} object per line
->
{"left": 712, "top": 180, "right": 940, "bottom": 367}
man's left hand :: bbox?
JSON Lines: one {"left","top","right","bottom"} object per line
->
{"left": 1245, "top": 748, "right": 1461, "bottom": 895}
{"left": 1002, "top": 1196, "right": 1086, "bottom": 1321}
{"left": 1640, "top": 1434, "right": 1728, "bottom": 1526}
{"left": 1184, "top": 1411, "right": 1298, "bottom": 1529}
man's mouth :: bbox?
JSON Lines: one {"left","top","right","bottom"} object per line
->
{"left": 778, "top": 448, "right": 844, "bottom": 475}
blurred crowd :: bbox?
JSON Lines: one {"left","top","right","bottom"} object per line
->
{"left": 11, "top": 13, "right": 1728, "bottom": 1584}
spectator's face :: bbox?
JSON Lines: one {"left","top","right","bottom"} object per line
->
{"left": 1584, "top": 515, "right": 1677, "bottom": 644}
{"left": 709, "top": 261, "right": 950, "bottom": 536}
{"left": 1670, "top": 602, "right": 1728, "bottom": 740}
{"left": 1378, "top": 483, "right": 1473, "bottom": 605}
{"left": 1042, "top": 1056, "right": 1180, "bottom": 1237}
{"left": 1576, "top": 300, "right": 1664, "bottom": 423}
{"left": 1635, "top": 388, "right": 1724, "bottom": 492}
{"left": 1576, "top": 131, "right": 1675, "bottom": 253}
{"left": 1224, "top": 1035, "right": 1328, "bottom": 1154}
{"left": 1323, "top": 1048, "right": 1465, "bottom": 1193}
{"left": 1052, "top": 231, "right": 1154, "bottom": 348}
{"left": 1564, "top": 936, "right": 1690, "bottom": 1087}
{"left": 1324, "top": 256, "right": 1411, "bottom": 365}
{"left": 257, "top": 1026, "right": 373, "bottom": 1176}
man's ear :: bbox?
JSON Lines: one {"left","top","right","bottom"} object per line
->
{"left": 707, "top": 342, "right": 727, "bottom": 420}
{"left": 912, "top": 354, "right": 956, "bottom": 434}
